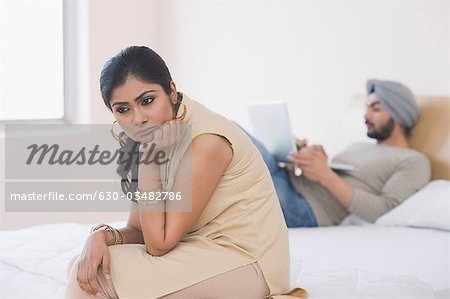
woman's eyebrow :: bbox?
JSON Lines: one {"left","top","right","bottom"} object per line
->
{"left": 111, "top": 90, "right": 157, "bottom": 107}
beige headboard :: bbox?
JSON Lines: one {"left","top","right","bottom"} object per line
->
{"left": 410, "top": 96, "right": 450, "bottom": 180}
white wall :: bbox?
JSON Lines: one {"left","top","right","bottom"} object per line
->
{"left": 88, "top": 0, "right": 160, "bottom": 125}
{"left": 154, "top": 0, "right": 449, "bottom": 157}
{"left": 88, "top": 0, "right": 449, "bottom": 156}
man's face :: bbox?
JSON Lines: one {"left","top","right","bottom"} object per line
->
{"left": 364, "top": 93, "right": 395, "bottom": 141}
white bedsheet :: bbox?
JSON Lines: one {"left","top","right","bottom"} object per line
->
{"left": 0, "top": 221, "right": 443, "bottom": 299}
{"left": 289, "top": 225, "right": 450, "bottom": 291}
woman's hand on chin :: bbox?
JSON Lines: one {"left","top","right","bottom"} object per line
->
{"left": 138, "top": 119, "right": 184, "bottom": 154}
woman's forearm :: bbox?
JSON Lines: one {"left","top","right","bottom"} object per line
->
{"left": 95, "top": 226, "right": 144, "bottom": 245}
{"left": 119, "top": 226, "right": 144, "bottom": 244}
{"left": 138, "top": 156, "right": 169, "bottom": 255}
{"left": 139, "top": 210, "right": 168, "bottom": 255}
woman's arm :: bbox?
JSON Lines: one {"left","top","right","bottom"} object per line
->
{"left": 96, "top": 209, "right": 145, "bottom": 245}
{"left": 77, "top": 210, "right": 144, "bottom": 296}
{"left": 138, "top": 134, "right": 233, "bottom": 256}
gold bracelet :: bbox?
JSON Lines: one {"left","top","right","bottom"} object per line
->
{"left": 112, "top": 227, "right": 124, "bottom": 245}
{"left": 90, "top": 223, "right": 123, "bottom": 245}
{"left": 90, "top": 224, "right": 116, "bottom": 245}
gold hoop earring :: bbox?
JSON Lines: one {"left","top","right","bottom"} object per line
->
{"left": 174, "top": 104, "right": 187, "bottom": 121}
{"left": 110, "top": 120, "right": 126, "bottom": 141}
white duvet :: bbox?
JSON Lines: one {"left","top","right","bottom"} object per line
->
{"left": 0, "top": 222, "right": 439, "bottom": 299}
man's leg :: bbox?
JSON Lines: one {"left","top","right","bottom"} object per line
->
{"left": 271, "top": 168, "right": 318, "bottom": 227}
{"left": 241, "top": 127, "right": 318, "bottom": 227}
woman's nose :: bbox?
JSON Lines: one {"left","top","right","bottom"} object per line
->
{"left": 133, "top": 108, "right": 148, "bottom": 125}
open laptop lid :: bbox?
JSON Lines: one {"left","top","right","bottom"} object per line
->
{"left": 248, "top": 101, "right": 297, "bottom": 163}
{"left": 247, "top": 101, "right": 355, "bottom": 171}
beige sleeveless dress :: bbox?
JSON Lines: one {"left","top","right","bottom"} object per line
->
{"left": 106, "top": 95, "right": 307, "bottom": 299}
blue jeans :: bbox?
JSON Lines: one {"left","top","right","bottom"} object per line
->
{"left": 243, "top": 129, "right": 318, "bottom": 227}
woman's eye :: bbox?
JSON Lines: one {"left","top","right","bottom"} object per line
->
{"left": 142, "top": 98, "right": 154, "bottom": 105}
{"left": 116, "top": 107, "right": 129, "bottom": 113}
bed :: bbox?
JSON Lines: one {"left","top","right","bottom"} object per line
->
{"left": 0, "top": 218, "right": 448, "bottom": 299}
{"left": 0, "top": 96, "right": 449, "bottom": 298}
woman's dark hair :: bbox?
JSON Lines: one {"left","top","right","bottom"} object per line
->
{"left": 99, "top": 46, "right": 175, "bottom": 200}
{"left": 100, "top": 45, "right": 173, "bottom": 110}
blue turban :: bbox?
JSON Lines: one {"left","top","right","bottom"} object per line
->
{"left": 366, "top": 79, "right": 419, "bottom": 128}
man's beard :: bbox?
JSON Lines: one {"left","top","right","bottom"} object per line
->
{"left": 366, "top": 118, "right": 395, "bottom": 141}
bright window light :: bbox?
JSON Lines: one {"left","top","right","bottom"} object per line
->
{"left": 0, "top": 0, "right": 64, "bottom": 121}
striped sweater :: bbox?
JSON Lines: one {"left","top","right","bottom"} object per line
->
{"left": 289, "top": 142, "right": 431, "bottom": 226}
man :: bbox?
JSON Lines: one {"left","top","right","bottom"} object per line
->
{"left": 248, "top": 79, "right": 431, "bottom": 227}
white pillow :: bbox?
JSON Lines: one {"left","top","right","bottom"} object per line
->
{"left": 375, "top": 180, "right": 450, "bottom": 231}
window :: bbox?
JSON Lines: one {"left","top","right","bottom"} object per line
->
{"left": 0, "top": 0, "right": 65, "bottom": 121}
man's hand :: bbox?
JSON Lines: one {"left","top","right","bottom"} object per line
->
{"left": 289, "top": 144, "right": 354, "bottom": 208}
{"left": 289, "top": 145, "right": 332, "bottom": 184}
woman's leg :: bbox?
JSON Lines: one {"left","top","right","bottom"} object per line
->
{"left": 241, "top": 127, "right": 318, "bottom": 227}
{"left": 159, "top": 262, "right": 269, "bottom": 299}
{"left": 65, "top": 255, "right": 119, "bottom": 299}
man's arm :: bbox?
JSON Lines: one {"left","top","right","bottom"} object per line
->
{"left": 319, "top": 170, "right": 353, "bottom": 208}
{"left": 290, "top": 147, "right": 431, "bottom": 222}
{"left": 289, "top": 147, "right": 353, "bottom": 207}
{"left": 344, "top": 154, "right": 430, "bottom": 221}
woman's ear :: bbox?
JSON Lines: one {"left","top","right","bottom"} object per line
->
{"left": 170, "top": 81, "right": 178, "bottom": 104}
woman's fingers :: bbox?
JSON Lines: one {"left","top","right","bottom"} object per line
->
{"left": 102, "top": 253, "right": 111, "bottom": 280}
{"left": 140, "top": 120, "right": 184, "bottom": 152}
{"left": 164, "top": 120, "right": 177, "bottom": 146}
{"left": 154, "top": 127, "right": 164, "bottom": 145}
{"left": 76, "top": 260, "right": 87, "bottom": 292}
{"left": 87, "top": 266, "right": 102, "bottom": 296}
{"left": 159, "top": 120, "right": 182, "bottom": 148}
{"left": 77, "top": 262, "right": 94, "bottom": 295}
{"left": 139, "top": 128, "right": 157, "bottom": 144}
{"left": 77, "top": 259, "right": 103, "bottom": 296}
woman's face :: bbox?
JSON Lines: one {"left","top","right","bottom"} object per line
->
{"left": 110, "top": 75, "right": 176, "bottom": 142}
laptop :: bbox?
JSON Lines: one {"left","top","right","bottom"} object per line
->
{"left": 247, "top": 101, "right": 354, "bottom": 171}
{"left": 248, "top": 101, "right": 297, "bottom": 163}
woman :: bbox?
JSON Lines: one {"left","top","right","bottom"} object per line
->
{"left": 64, "top": 46, "right": 307, "bottom": 299}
